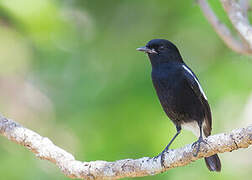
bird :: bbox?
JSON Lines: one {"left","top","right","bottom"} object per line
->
{"left": 137, "top": 39, "right": 221, "bottom": 172}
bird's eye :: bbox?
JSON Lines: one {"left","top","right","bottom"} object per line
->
{"left": 159, "top": 46, "right": 165, "bottom": 50}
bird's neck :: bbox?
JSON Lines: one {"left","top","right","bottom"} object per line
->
{"left": 149, "top": 56, "right": 184, "bottom": 68}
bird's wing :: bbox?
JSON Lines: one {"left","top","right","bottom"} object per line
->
{"left": 182, "top": 65, "right": 212, "bottom": 137}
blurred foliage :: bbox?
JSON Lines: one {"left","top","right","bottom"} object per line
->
{"left": 0, "top": 0, "right": 252, "bottom": 179}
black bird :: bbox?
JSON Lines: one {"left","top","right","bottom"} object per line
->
{"left": 137, "top": 39, "right": 221, "bottom": 172}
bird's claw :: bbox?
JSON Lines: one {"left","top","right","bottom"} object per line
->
{"left": 153, "top": 147, "right": 170, "bottom": 167}
{"left": 192, "top": 137, "right": 208, "bottom": 157}
{"left": 154, "top": 147, "right": 167, "bottom": 160}
{"left": 153, "top": 154, "right": 160, "bottom": 160}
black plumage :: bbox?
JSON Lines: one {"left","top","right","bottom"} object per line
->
{"left": 137, "top": 39, "right": 221, "bottom": 172}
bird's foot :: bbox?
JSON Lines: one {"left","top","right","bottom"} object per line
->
{"left": 192, "top": 137, "right": 208, "bottom": 157}
{"left": 154, "top": 148, "right": 167, "bottom": 159}
{"left": 154, "top": 146, "right": 169, "bottom": 167}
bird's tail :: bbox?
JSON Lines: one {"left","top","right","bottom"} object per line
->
{"left": 204, "top": 154, "right": 221, "bottom": 172}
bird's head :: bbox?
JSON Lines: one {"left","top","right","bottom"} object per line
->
{"left": 137, "top": 39, "right": 183, "bottom": 65}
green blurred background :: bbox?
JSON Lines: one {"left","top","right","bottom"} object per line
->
{"left": 0, "top": 0, "right": 252, "bottom": 179}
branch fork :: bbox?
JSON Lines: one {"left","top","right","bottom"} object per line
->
{"left": 198, "top": 0, "right": 252, "bottom": 55}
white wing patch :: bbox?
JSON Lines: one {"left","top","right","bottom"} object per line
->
{"left": 182, "top": 65, "right": 208, "bottom": 100}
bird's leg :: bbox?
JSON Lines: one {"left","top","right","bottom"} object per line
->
{"left": 155, "top": 125, "right": 181, "bottom": 159}
{"left": 192, "top": 122, "right": 207, "bottom": 157}
{"left": 157, "top": 125, "right": 181, "bottom": 167}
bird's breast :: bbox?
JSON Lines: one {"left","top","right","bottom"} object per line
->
{"left": 151, "top": 67, "right": 186, "bottom": 116}
{"left": 151, "top": 65, "right": 204, "bottom": 123}
{"left": 151, "top": 67, "right": 184, "bottom": 97}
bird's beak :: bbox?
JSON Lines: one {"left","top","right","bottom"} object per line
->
{"left": 136, "top": 46, "right": 157, "bottom": 54}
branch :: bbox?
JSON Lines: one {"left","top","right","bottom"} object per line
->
{"left": 239, "top": 0, "right": 250, "bottom": 17}
{"left": 0, "top": 114, "right": 252, "bottom": 179}
{"left": 220, "top": 0, "right": 252, "bottom": 49}
{"left": 197, "top": 0, "right": 248, "bottom": 54}
{"left": 198, "top": 0, "right": 252, "bottom": 55}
